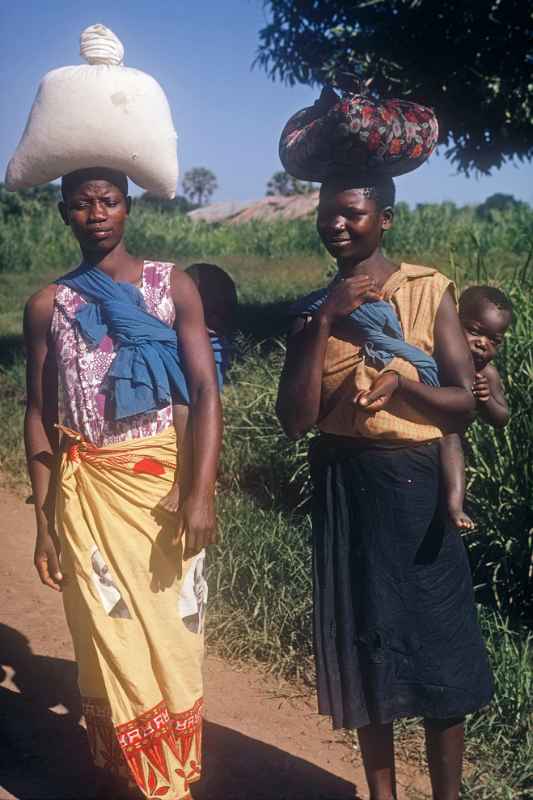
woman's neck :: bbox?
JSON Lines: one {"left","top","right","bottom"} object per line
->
{"left": 337, "top": 251, "right": 398, "bottom": 288}
{"left": 81, "top": 242, "right": 143, "bottom": 284}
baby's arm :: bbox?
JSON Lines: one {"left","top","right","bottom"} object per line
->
{"left": 472, "top": 364, "right": 509, "bottom": 428}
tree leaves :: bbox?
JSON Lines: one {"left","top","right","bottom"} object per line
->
{"left": 182, "top": 167, "right": 218, "bottom": 207}
{"left": 256, "top": 0, "right": 533, "bottom": 175}
{"left": 266, "top": 170, "right": 316, "bottom": 196}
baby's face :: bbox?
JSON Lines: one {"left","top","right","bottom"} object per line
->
{"left": 204, "top": 304, "right": 234, "bottom": 336}
{"left": 202, "top": 291, "right": 236, "bottom": 336}
{"left": 460, "top": 301, "right": 511, "bottom": 371}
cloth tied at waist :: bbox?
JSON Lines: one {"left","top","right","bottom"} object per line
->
{"left": 290, "top": 275, "right": 439, "bottom": 387}
{"left": 57, "top": 424, "right": 177, "bottom": 474}
{"left": 210, "top": 332, "right": 232, "bottom": 388}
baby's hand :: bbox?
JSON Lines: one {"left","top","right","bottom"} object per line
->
{"left": 158, "top": 482, "right": 181, "bottom": 513}
{"left": 353, "top": 371, "right": 399, "bottom": 413}
{"left": 472, "top": 373, "right": 491, "bottom": 403}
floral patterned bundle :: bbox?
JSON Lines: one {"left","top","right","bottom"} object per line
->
{"left": 279, "top": 88, "right": 439, "bottom": 182}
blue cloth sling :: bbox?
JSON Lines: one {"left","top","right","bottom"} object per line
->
{"left": 291, "top": 277, "right": 439, "bottom": 387}
{"left": 210, "top": 333, "right": 232, "bottom": 389}
{"left": 57, "top": 263, "right": 227, "bottom": 421}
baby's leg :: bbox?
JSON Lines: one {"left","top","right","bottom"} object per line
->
{"left": 440, "top": 433, "right": 475, "bottom": 530}
{"left": 159, "top": 404, "right": 189, "bottom": 513}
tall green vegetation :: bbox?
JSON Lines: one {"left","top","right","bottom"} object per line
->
{"left": 2, "top": 187, "right": 533, "bottom": 283}
{"left": 462, "top": 611, "right": 532, "bottom": 799}
{"left": 465, "top": 290, "right": 533, "bottom": 618}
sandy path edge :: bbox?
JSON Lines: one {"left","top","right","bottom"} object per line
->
{"left": 0, "top": 486, "right": 430, "bottom": 799}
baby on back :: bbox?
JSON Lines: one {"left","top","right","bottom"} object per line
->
{"left": 441, "top": 285, "right": 512, "bottom": 529}
{"left": 293, "top": 280, "right": 512, "bottom": 530}
{"left": 159, "top": 263, "right": 238, "bottom": 514}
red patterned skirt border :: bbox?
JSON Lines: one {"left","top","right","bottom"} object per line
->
{"left": 83, "top": 696, "right": 203, "bottom": 799}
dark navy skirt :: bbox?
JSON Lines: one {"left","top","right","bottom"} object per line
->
{"left": 310, "top": 436, "right": 493, "bottom": 730}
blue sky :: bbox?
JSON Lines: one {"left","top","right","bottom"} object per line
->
{"left": 1, "top": 0, "right": 531, "bottom": 207}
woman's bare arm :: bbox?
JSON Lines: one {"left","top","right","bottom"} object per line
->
{"left": 276, "top": 314, "right": 331, "bottom": 439}
{"left": 23, "top": 285, "right": 62, "bottom": 590}
{"left": 170, "top": 268, "right": 222, "bottom": 558}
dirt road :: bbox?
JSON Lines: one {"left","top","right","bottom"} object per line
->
{"left": 0, "top": 487, "right": 430, "bottom": 800}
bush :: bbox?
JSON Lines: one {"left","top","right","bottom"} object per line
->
{"left": 2, "top": 191, "right": 533, "bottom": 286}
{"left": 220, "top": 338, "right": 311, "bottom": 510}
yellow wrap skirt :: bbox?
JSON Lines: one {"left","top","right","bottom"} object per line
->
{"left": 56, "top": 426, "right": 204, "bottom": 800}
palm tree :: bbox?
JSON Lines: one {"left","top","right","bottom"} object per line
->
{"left": 266, "top": 170, "right": 315, "bottom": 197}
{"left": 182, "top": 168, "right": 218, "bottom": 206}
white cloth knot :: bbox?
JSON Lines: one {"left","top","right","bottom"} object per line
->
{"left": 80, "top": 24, "right": 124, "bottom": 66}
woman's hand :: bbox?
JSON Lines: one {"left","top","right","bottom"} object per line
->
{"left": 354, "top": 372, "right": 400, "bottom": 413}
{"left": 180, "top": 491, "right": 217, "bottom": 560}
{"left": 34, "top": 528, "right": 63, "bottom": 591}
{"left": 318, "top": 275, "right": 382, "bottom": 326}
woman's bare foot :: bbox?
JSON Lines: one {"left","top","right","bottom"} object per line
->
{"left": 159, "top": 482, "right": 181, "bottom": 513}
{"left": 450, "top": 508, "right": 475, "bottom": 531}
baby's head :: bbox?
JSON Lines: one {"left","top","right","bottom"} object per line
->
{"left": 459, "top": 285, "right": 513, "bottom": 370}
{"left": 186, "top": 262, "right": 238, "bottom": 336}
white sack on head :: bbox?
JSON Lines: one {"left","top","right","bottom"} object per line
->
{"left": 5, "top": 24, "right": 178, "bottom": 198}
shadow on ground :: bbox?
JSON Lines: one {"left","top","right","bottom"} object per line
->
{"left": 196, "top": 721, "right": 357, "bottom": 800}
{"left": 0, "top": 623, "right": 358, "bottom": 800}
{"left": 0, "top": 624, "right": 93, "bottom": 800}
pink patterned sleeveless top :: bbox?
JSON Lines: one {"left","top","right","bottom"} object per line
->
{"left": 51, "top": 261, "right": 175, "bottom": 447}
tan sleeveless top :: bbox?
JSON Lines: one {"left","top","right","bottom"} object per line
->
{"left": 318, "top": 263, "right": 455, "bottom": 443}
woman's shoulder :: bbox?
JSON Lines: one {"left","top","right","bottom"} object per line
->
{"left": 400, "top": 262, "right": 449, "bottom": 283}
{"left": 396, "top": 262, "right": 455, "bottom": 301}
{"left": 143, "top": 261, "right": 200, "bottom": 299}
{"left": 389, "top": 264, "right": 456, "bottom": 332}
{"left": 24, "top": 283, "right": 57, "bottom": 328}
{"left": 142, "top": 259, "right": 175, "bottom": 288}
{"left": 53, "top": 281, "right": 85, "bottom": 317}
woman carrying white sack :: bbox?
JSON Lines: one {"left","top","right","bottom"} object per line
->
{"left": 13, "top": 25, "right": 222, "bottom": 800}
{"left": 6, "top": 24, "right": 178, "bottom": 198}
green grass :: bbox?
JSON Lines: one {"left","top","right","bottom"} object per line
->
{"left": 219, "top": 338, "right": 311, "bottom": 509}
{"left": 206, "top": 492, "right": 314, "bottom": 681}
{"left": 0, "top": 360, "right": 26, "bottom": 487}
{"left": 2, "top": 196, "right": 533, "bottom": 283}
{"left": 461, "top": 610, "right": 532, "bottom": 799}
